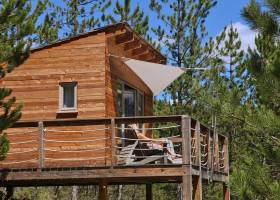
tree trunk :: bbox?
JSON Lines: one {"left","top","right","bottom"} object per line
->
{"left": 72, "top": 186, "right": 78, "bottom": 200}
{"left": 117, "top": 185, "right": 123, "bottom": 200}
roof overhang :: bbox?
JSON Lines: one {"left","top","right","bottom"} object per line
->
{"left": 123, "top": 58, "right": 185, "bottom": 96}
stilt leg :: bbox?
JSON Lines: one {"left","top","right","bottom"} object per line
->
{"left": 99, "top": 181, "right": 107, "bottom": 200}
{"left": 223, "top": 183, "right": 230, "bottom": 200}
{"left": 146, "top": 184, "right": 152, "bottom": 200}
{"left": 193, "top": 175, "right": 202, "bottom": 200}
{"left": 182, "top": 174, "right": 192, "bottom": 200}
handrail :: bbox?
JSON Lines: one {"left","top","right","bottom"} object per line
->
{"left": 11, "top": 115, "right": 182, "bottom": 128}
{"left": 4, "top": 115, "right": 228, "bottom": 172}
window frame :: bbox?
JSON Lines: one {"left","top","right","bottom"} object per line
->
{"left": 59, "top": 82, "right": 78, "bottom": 112}
{"left": 117, "top": 80, "right": 145, "bottom": 117}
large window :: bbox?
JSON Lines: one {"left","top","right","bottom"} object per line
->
{"left": 117, "top": 82, "right": 144, "bottom": 117}
{"left": 59, "top": 82, "right": 77, "bottom": 112}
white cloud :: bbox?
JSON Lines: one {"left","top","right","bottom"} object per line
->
{"left": 229, "top": 22, "right": 257, "bottom": 51}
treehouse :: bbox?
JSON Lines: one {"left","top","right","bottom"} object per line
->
{"left": 0, "top": 23, "right": 229, "bottom": 200}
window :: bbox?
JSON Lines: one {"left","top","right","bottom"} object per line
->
{"left": 59, "top": 82, "right": 77, "bottom": 112}
{"left": 116, "top": 81, "right": 144, "bottom": 117}
{"left": 137, "top": 92, "right": 144, "bottom": 116}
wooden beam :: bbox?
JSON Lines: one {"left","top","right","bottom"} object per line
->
{"left": 193, "top": 175, "right": 202, "bottom": 200}
{"left": 38, "top": 121, "right": 44, "bottom": 170}
{"left": 134, "top": 52, "right": 156, "bottom": 61}
{"left": 123, "top": 38, "right": 141, "bottom": 51}
{"left": 111, "top": 118, "right": 116, "bottom": 168}
{"left": 223, "top": 183, "right": 230, "bottom": 200}
{"left": 115, "top": 31, "right": 134, "bottom": 44}
{"left": 146, "top": 184, "right": 153, "bottom": 200}
{"left": 99, "top": 180, "right": 107, "bottom": 200}
{"left": 126, "top": 45, "right": 148, "bottom": 58}
{"left": 181, "top": 115, "right": 191, "bottom": 165}
{"left": 181, "top": 116, "right": 192, "bottom": 200}
{"left": 182, "top": 173, "right": 192, "bottom": 200}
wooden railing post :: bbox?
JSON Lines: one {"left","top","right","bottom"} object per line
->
{"left": 38, "top": 121, "right": 44, "bottom": 170}
{"left": 181, "top": 115, "right": 192, "bottom": 200}
{"left": 194, "top": 121, "right": 202, "bottom": 200}
{"left": 213, "top": 132, "right": 219, "bottom": 171}
{"left": 181, "top": 116, "right": 191, "bottom": 165}
{"left": 111, "top": 118, "right": 116, "bottom": 168}
{"left": 195, "top": 121, "right": 201, "bottom": 166}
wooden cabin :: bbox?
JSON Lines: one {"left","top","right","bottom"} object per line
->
{"left": 0, "top": 23, "right": 229, "bottom": 200}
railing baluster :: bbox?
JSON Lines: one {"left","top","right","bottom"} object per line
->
{"left": 181, "top": 116, "right": 191, "bottom": 165}
{"left": 111, "top": 118, "right": 116, "bottom": 168}
{"left": 38, "top": 121, "right": 45, "bottom": 170}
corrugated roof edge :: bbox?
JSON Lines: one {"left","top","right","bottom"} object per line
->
{"left": 31, "top": 22, "right": 166, "bottom": 62}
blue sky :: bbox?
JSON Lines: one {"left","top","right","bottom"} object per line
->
{"left": 207, "top": 0, "right": 250, "bottom": 36}
{"left": 206, "top": 0, "right": 256, "bottom": 50}
{"left": 36, "top": 0, "right": 256, "bottom": 50}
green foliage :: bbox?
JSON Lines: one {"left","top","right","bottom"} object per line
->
{"left": 60, "top": 0, "right": 111, "bottom": 37}
{"left": 0, "top": 0, "right": 46, "bottom": 159}
{"left": 150, "top": 0, "right": 219, "bottom": 113}
{"left": 102, "top": 0, "right": 149, "bottom": 37}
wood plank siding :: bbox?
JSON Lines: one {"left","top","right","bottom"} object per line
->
{"left": 0, "top": 23, "right": 166, "bottom": 169}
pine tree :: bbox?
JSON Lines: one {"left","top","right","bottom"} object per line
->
{"left": 242, "top": 0, "right": 280, "bottom": 113}
{"left": 0, "top": 0, "right": 46, "bottom": 158}
{"left": 103, "top": 0, "right": 149, "bottom": 37}
{"left": 35, "top": 0, "right": 62, "bottom": 45}
{"left": 61, "top": 0, "right": 111, "bottom": 36}
{"left": 149, "top": 0, "right": 218, "bottom": 114}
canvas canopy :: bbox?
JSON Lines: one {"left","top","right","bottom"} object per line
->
{"left": 123, "top": 58, "right": 185, "bottom": 96}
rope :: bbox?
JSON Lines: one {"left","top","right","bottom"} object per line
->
{"left": 117, "top": 155, "right": 165, "bottom": 158}
{"left": 114, "top": 146, "right": 173, "bottom": 151}
{"left": 7, "top": 149, "right": 37, "bottom": 155}
{"left": 10, "top": 140, "right": 37, "bottom": 145}
{"left": 0, "top": 159, "right": 37, "bottom": 165}
{"left": 45, "top": 127, "right": 110, "bottom": 133}
{"left": 219, "top": 164, "right": 225, "bottom": 169}
{"left": 45, "top": 156, "right": 108, "bottom": 161}
{"left": 115, "top": 125, "right": 180, "bottom": 131}
{"left": 200, "top": 143, "right": 207, "bottom": 147}
{"left": 45, "top": 147, "right": 109, "bottom": 153}
{"left": 201, "top": 161, "right": 208, "bottom": 166}
{"left": 44, "top": 137, "right": 109, "bottom": 143}
{"left": 201, "top": 152, "right": 208, "bottom": 157}
{"left": 115, "top": 137, "right": 165, "bottom": 142}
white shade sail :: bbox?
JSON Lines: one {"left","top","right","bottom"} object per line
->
{"left": 123, "top": 58, "right": 185, "bottom": 96}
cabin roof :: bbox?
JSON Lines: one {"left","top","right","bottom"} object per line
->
{"left": 31, "top": 22, "right": 166, "bottom": 62}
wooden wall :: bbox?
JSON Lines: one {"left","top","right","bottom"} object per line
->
{"left": 2, "top": 32, "right": 107, "bottom": 120}
{"left": 0, "top": 24, "right": 166, "bottom": 169}
{"left": 1, "top": 32, "right": 110, "bottom": 168}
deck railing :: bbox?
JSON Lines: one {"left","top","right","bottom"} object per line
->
{"left": 0, "top": 115, "right": 228, "bottom": 174}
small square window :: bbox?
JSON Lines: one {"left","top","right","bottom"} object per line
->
{"left": 59, "top": 82, "right": 77, "bottom": 112}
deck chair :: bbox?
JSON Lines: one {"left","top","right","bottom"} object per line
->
{"left": 117, "top": 128, "right": 165, "bottom": 165}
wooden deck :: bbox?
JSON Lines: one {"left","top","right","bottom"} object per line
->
{"left": 0, "top": 115, "right": 229, "bottom": 199}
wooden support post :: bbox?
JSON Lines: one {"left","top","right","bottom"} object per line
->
{"left": 181, "top": 116, "right": 192, "bottom": 200}
{"left": 224, "top": 137, "right": 230, "bottom": 173}
{"left": 193, "top": 175, "right": 202, "bottom": 200}
{"left": 223, "top": 183, "right": 230, "bottom": 200}
{"left": 195, "top": 122, "right": 200, "bottom": 166}
{"left": 146, "top": 184, "right": 153, "bottom": 200}
{"left": 99, "top": 181, "right": 107, "bottom": 200}
{"left": 181, "top": 115, "right": 191, "bottom": 165}
{"left": 213, "top": 132, "right": 219, "bottom": 171}
{"left": 111, "top": 118, "right": 116, "bottom": 168}
{"left": 182, "top": 172, "right": 192, "bottom": 200}
{"left": 4, "top": 187, "right": 14, "bottom": 200}
{"left": 194, "top": 122, "right": 202, "bottom": 200}
{"left": 38, "top": 121, "right": 44, "bottom": 169}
